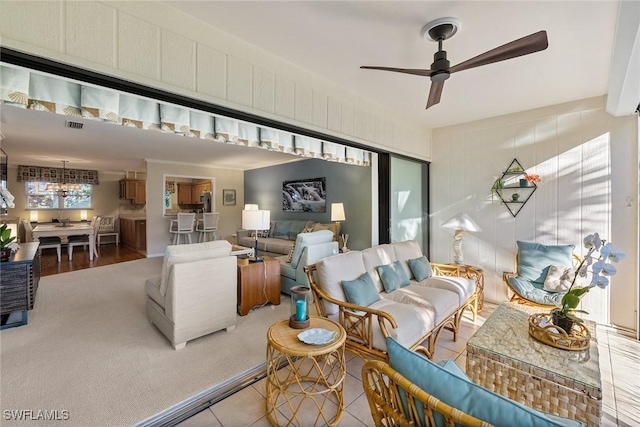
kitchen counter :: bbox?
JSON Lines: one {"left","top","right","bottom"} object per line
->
{"left": 119, "top": 215, "right": 147, "bottom": 220}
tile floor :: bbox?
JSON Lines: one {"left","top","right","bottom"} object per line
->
{"left": 178, "top": 303, "right": 640, "bottom": 427}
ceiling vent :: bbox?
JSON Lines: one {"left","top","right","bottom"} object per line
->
{"left": 65, "top": 120, "right": 84, "bottom": 129}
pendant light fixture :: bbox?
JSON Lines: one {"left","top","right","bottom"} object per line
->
{"left": 45, "top": 160, "right": 81, "bottom": 198}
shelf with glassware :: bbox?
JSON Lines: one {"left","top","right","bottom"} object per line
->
{"left": 491, "top": 159, "right": 538, "bottom": 217}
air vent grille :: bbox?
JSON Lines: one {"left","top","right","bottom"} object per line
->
{"left": 66, "top": 121, "right": 84, "bottom": 129}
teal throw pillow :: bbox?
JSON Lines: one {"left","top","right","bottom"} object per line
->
{"left": 341, "top": 272, "right": 380, "bottom": 307}
{"left": 408, "top": 256, "right": 433, "bottom": 281}
{"left": 273, "top": 220, "right": 292, "bottom": 240}
{"left": 376, "top": 261, "right": 410, "bottom": 293}
{"left": 386, "top": 337, "right": 582, "bottom": 427}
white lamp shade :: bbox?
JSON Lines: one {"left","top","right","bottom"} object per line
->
{"left": 442, "top": 213, "right": 482, "bottom": 232}
{"left": 242, "top": 209, "right": 270, "bottom": 230}
{"left": 244, "top": 204, "right": 259, "bottom": 211}
{"left": 331, "top": 203, "right": 346, "bottom": 222}
{"left": 30, "top": 211, "right": 38, "bottom": 222}
{"left": 80, "top": 210, "right": 87, "bottom": 221}
{"left": 6, "top": 223, "right": 18, "bottom": 241}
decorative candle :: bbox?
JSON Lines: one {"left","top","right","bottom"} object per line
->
{"left": 295, "top": 298, "right": 307, "bottom": 322}
{"left": 80, "top": 210, "right": 88, "bottom": 221}
{"left": 30, "top": 211, "right": 38, "bottom": 223}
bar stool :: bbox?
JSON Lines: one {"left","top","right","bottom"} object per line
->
{"left": 197, "top": 212, "right": 219, "bottom": 242}
{"left": 170, "top": 213, "right": 195, "bottom": 245}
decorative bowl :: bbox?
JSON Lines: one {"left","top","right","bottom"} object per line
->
{"left": 297, "top": 328, "right": 337, "bottom": 345}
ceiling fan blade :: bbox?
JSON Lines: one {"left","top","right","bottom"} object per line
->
{"left": 360, "top": 66, "right": 433, "bottom": 77}
{"left": 426, "top": 81, "right": 444, "bottom": 109}
{"left": 449, "top": 30, "right": 548, "bottom": 74}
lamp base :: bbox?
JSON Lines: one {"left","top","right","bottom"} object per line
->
{"left": 289, "top": 314, "right": 310, "bottom": 329}
{"left": 249, "top": 257, "right": 264, "bottom": 263}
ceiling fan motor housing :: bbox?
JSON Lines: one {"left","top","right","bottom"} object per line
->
{"left": 431, "top": 50, "right": 450, "bottom": 81}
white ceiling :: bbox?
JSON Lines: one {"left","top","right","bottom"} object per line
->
{"left": 166, "top": 1, "right": 620, "bottom": 127}
{"left": 0, "top": 1, "right": 629, "bottom": 173}
{"left": 0, "top": 106, "right": 304, "bottom": 173}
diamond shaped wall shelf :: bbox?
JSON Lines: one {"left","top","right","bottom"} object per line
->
{"left": 495, "top": 159, "right": 537, "bottom": 217}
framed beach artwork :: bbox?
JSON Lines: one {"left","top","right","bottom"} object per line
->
{"left": 282, "top": 177, "right": 326, "bottom": 213}
{"left": 223, "top": 189, "right": 236, "bottom": 206}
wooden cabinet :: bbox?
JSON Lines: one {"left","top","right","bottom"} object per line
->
{"left": 134, "top": 181, "right": 146, "bottom": 205}
{"left": 119, "top": 179, "right": 146, "bottom": 204}
{"left": 0, "top": 242, "right": 41, "bottom": 329}
{"left": 120, "top": 218, "right": 146, "bottom": 251}
{"left": 194, "top": 181, "right": 211, "bottom": 196}
{"left": 177, "top": 183, "right": 194, "bottom": 204}
{"left": 237, "top": 257, "right": 281, "bottom": 315}
{"left": 177, "top": 182, "right": 210, "bottom": 205}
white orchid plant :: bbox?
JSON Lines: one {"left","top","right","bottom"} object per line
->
{"left": 558, "top": 233, "right": 626, "bottom": 322}
{"left": 0, "top": 186, "right": 15, "bottom": 209}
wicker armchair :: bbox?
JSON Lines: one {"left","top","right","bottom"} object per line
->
{"left": 362, "top": 360, "right": 491, "bottom": 427}
{"left": 504, "top": 241, "right": 581, "bottom": 308}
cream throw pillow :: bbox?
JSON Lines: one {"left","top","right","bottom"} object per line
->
{"left": 543, "top": 265, "right": 575, "bottom": 292}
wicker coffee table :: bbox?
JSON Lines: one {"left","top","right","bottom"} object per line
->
{"left": 466, "top": 302, "right": 601, "bottom": 427}
{"left": 265, "top": 317, "right": 346, "bottom": 427}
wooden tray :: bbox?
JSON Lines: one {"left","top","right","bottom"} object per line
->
{"left": 528, "top": 313, "right": 591, "bottom": 351}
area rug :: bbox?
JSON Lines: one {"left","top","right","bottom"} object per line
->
{"left": 0, "top": 258, "right": 291, "bottom": 426}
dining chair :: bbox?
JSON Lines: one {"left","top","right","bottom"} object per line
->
{"left": 68, "top": 216, "right": 102, "bottom": 260}
{"left": 170, "top": 213, "right": 196, "bottom": 245}
{"left": 197, "top": 212, "right": 219, "bottom": 243}
{"left": 22, "top": 219, "right": 62, "bottom": 262}
{"left": 97, "top": 215, "right": 119, "bottom": 245}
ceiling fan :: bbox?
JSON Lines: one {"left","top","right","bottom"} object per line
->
{"left": 360, "top": 17, "right": 549, "bottom": 109}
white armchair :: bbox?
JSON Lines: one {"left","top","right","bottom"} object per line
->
{"left": 145, "top": 240, "right": 237, "bottom": 349}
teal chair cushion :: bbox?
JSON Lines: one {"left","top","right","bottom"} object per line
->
{"left": 517, "top": 241, "right": 575, "bottom": 283}
{"left": 387, "top": 337, "right": 583, "bottom": 427}
{"left": 508, "top": 276, "right": 565, "bottom": 306}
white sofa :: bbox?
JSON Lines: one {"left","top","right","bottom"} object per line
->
{"left": 306, "top": 240, "right": 478, "bottom": 360}
{"left": 145, "top": 240, "right": 237, "bottom": 350}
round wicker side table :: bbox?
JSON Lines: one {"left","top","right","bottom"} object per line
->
{"left": 265, "top": 317, "right": 346, "bottom": 427}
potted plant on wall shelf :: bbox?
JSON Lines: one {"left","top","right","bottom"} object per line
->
{"left": 490, "top": 178, "right": 505, "bottom": 203}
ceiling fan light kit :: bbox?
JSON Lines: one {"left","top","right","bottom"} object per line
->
{"left": 361, "top": 16, "right": 548, "bottom": 110}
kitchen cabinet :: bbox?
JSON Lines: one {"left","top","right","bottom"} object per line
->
{"left": 134, "top": 181, "right": 146, "bottom": 205}
{"left": 121, "top": 218, "right": 146, "bottom": 251}
{"left": 194, "top": 181, "right": 211, "bottom": 195}
{"left": 177, "top": 183, "right": 194, "bottom": 204}
{"left": 119, "top": 179, "right": 146, "bottom": 204}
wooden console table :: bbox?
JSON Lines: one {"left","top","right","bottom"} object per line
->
{"left": 237, "top": 256, "right": 280, "bottom": 315}
{"left": 0, "top": 242, "right": 41, "bottom": 329}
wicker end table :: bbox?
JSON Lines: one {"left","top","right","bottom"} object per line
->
{"left": 265, "top": 317, "right": 346, "bottom": 427}
{"left": 466, "top": 302, "right": 601, "bottom": 427}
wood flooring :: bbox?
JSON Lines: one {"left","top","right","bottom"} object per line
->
{"left": 40, "top": 243, "right": 146, "bottom": 277}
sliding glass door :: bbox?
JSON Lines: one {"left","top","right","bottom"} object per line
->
{"left": 389, "top": 156, "right": 429, "bottom": 252}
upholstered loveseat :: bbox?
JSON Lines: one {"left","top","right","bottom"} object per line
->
{"left": 145, "top": 240, "right": 237, "bottom": 350}
{"left": 306, "top": 240, "right": 479, "bottom": 360}
{"left": 237, "top": 219, "right": 339, "bottom": 257}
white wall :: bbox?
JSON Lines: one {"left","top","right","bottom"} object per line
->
{"left": 0, "top": 0, "right": 431, "bottom": 161}
{"left": 431, "top": 96, "right": 638, "bottom": 332}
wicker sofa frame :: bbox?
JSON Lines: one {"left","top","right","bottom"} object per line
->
{"left": 362, "top": 360, "right": 491, "bottom": 427}
{"left": 306, "top": 261, "right": 479, "bottom": 361}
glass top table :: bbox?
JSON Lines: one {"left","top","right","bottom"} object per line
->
{"left": 468, "top": 302, "right": 601, "bottom": 390}
{"left": 466, "top": 302, "right": 602, "bottom": 426}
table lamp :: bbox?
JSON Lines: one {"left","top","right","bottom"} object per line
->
{"left": 441, "top": 213, "right": 482, "bottom": 265}
{"left": 242, "top": 208, "right": 270, "bottom": 263}
{"left": 331, "top": 203, "right": 348, "bottom": 250}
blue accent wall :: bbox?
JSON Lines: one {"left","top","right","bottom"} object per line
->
{"left": 244, "top": 159, "right": 372, "bottom": 250}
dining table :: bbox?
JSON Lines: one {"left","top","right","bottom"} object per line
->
{"left": 32, "top": 223, "right": 97, "bottom": 260}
